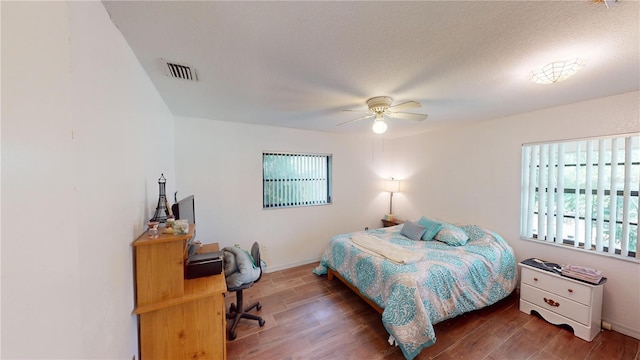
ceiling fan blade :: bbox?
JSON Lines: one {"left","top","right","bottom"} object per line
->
{"left": 336, "top": 114, "right": 375, "bottom": 126}
{"left": 388, "top": 100, "right": 421, "bottom": 111}
{"left": 342, "top": 109, "right": 369, "bottom": 113}
{"left": 388, "top": 112, "right": 428, "bottom": 121}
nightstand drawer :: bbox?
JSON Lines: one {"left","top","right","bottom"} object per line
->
{"left": 521, "top": 283, "right": 590, "bottom": 325}
{"left": 521, "top": 267, "right": 591, "bottom": 306}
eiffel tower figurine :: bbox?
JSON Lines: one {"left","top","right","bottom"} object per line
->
{"left": 150, "top": 173, "right": 169, "bottom": 223}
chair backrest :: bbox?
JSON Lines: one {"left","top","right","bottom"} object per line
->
{"left": 251, "top": 242, "right": 263, "bottom": 283}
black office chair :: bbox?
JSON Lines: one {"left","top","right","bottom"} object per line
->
{"left": 226, "top": 242, "right": 265, "bottom": 340}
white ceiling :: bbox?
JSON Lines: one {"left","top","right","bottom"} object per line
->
{"left": 102, "top": 1, "right": 639, "bottom": 138}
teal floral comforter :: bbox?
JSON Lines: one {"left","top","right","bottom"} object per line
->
{"left": 313, "top": 224, "right": 517, "bottom": 360}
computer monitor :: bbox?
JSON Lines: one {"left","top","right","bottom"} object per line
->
{"left": 174, "top": 195, "right": 195, "bottom": 225}
{"left": 173, "top": 194, "right": 198, "bottom": 254}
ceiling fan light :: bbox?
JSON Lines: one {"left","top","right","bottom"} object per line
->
{"left": 372, "top": 119, "right": 387, "bottom": 134}
{"left": 529, "top": 57, "right": 585, "bottom": 84}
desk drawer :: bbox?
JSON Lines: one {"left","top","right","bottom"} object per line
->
{"left": 521, "top": 283, "right": 590, "bottom": 325}
{"left": 521, "top": 267, "right": 591, "bottom": 306}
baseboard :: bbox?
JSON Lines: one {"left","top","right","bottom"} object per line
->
{"left": 264, "top": 257, "right": 321, "bottom": 273}
{"left": 605, "top": 318, "right": 640, "bottom": 340}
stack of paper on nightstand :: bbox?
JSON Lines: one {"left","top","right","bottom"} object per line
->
{"left": 561, "top": 264, "right": 603, "bottom": 284}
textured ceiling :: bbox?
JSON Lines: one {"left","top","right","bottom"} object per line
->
{"left": 102, "top": 1, "right": 639, "bottom": 138}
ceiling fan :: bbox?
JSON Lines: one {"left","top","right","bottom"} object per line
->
{"left": 337, "top": 96, "right": 428, "bottom": 134}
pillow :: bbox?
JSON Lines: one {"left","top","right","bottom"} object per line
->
{"left": 222, "top": 246, "right": 262, "bottom": 288}
{"left": 434, "top": 223, "right": 469, "bottom": 246}
{"left": 400, "top": 220, "right": 427, "bottom": 241}
{"left": 459, "top": 224, "right": 486, "bottom": 242}
{"left": 417, "top": 216, "right": 442, "bottom": 241}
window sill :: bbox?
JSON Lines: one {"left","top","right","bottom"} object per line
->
{"left": 520, "top": 236, "right": 640, "bottom": 264}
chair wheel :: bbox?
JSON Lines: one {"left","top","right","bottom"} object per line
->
{"left": 229, "top": 331, "right": 237, "bottom": 340}
{"left": 259, "top": 319, "right": 265, "bottom": 327}
{"left": 229, "top": 303, "right": 236, "bottom": 313}
{"left": 256, "top": 304, "right": 262, "bottom": 311}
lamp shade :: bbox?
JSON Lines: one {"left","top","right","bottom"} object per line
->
{"left": 384, "top": 179, "right": 400, "bottom": 193}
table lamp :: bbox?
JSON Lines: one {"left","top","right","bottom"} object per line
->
{"left": 384, "top": 178, "right": 400, "bottom": 220}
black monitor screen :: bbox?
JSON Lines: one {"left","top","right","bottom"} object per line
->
{"left": 175, "top": 195, "right": 195, "bottom": 225}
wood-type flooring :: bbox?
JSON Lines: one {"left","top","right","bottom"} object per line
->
{"left": 225, "top": 262, "right": 639, "bottom": 360}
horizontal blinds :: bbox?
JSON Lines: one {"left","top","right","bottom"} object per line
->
{"left": 520, "top": 133, "right": 640, "bottom": 259}
{"left": 263, "top": 152, "right": 331, "bottom": 208}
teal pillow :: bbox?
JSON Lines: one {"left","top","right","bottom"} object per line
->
{"left": 400, "top": 220, "right": 427, "bottom": 241}
{"left": 435, "top": 223, "right": 469, "bottom": 246}
{"left": 459, "top": 224, "right": 486, "bottom": 242}
{"left": 417, "top": 216, "right": 442, "bottom": 241}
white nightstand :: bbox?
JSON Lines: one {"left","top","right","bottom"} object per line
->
{"left": 519, "top": 262, "right": 606, "bottom": 342}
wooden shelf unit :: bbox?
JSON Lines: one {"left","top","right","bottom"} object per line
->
{"left": 133, "top": 225, "right": 227, "bottom": 359}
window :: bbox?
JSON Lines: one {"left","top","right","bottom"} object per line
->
{"left": 262, "top": 152, "right": 332, "bottom": 209}
{"left": 520, "top": 133, "right": 640, "bottom": 260}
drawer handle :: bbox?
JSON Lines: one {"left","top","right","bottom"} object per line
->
{"left": 543, "top": 297, "right": 560, "bottom": 307}
{"left": 533, "top": 277, "right": 538, "bottom": 281}
{"left": 568, "top": 288, "right": 573, "bottom": 293}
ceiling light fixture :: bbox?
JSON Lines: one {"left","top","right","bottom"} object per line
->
{"left": 529, "top": 58, "right": 585, "bottom": 84}
{"left": 372, "top": 114, "right": 387, "bottom": 134}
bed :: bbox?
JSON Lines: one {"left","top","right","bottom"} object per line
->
{"left": 313, "top": 218, "right": 518, "bottom": 360}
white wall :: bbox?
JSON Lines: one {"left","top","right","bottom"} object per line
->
{"left": 390, "top": 91, "right": 640, "bottom": 339}
{"left": 174, "top": 116, "right": 396, "bottom": 270}
{"left": 3, "top": 3, "right": 637, "bottom": 358}
{"left": 2, "top": 2, "right": 175, "bottom": 358}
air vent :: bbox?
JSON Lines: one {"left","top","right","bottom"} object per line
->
{"left": 163, "top": 59, "right": 198, "bottom": 81}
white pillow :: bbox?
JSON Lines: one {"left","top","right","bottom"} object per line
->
{"left": 434, "top": 223, "right": 469, "bottom": 246}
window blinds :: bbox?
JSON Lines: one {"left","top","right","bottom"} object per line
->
{"left": 520, "top": 134, "right": 640, "bottom": 259}
{"left": 263, "top": 152, "right": 332, "bottom": 208}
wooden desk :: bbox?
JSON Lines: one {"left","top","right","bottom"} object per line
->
{"left": 133, "top": 226, "right": 227, "bottom": 360}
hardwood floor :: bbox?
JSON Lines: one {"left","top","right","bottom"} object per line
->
{"left": 225, "top": 262, "right": 639, "bottom": 360}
